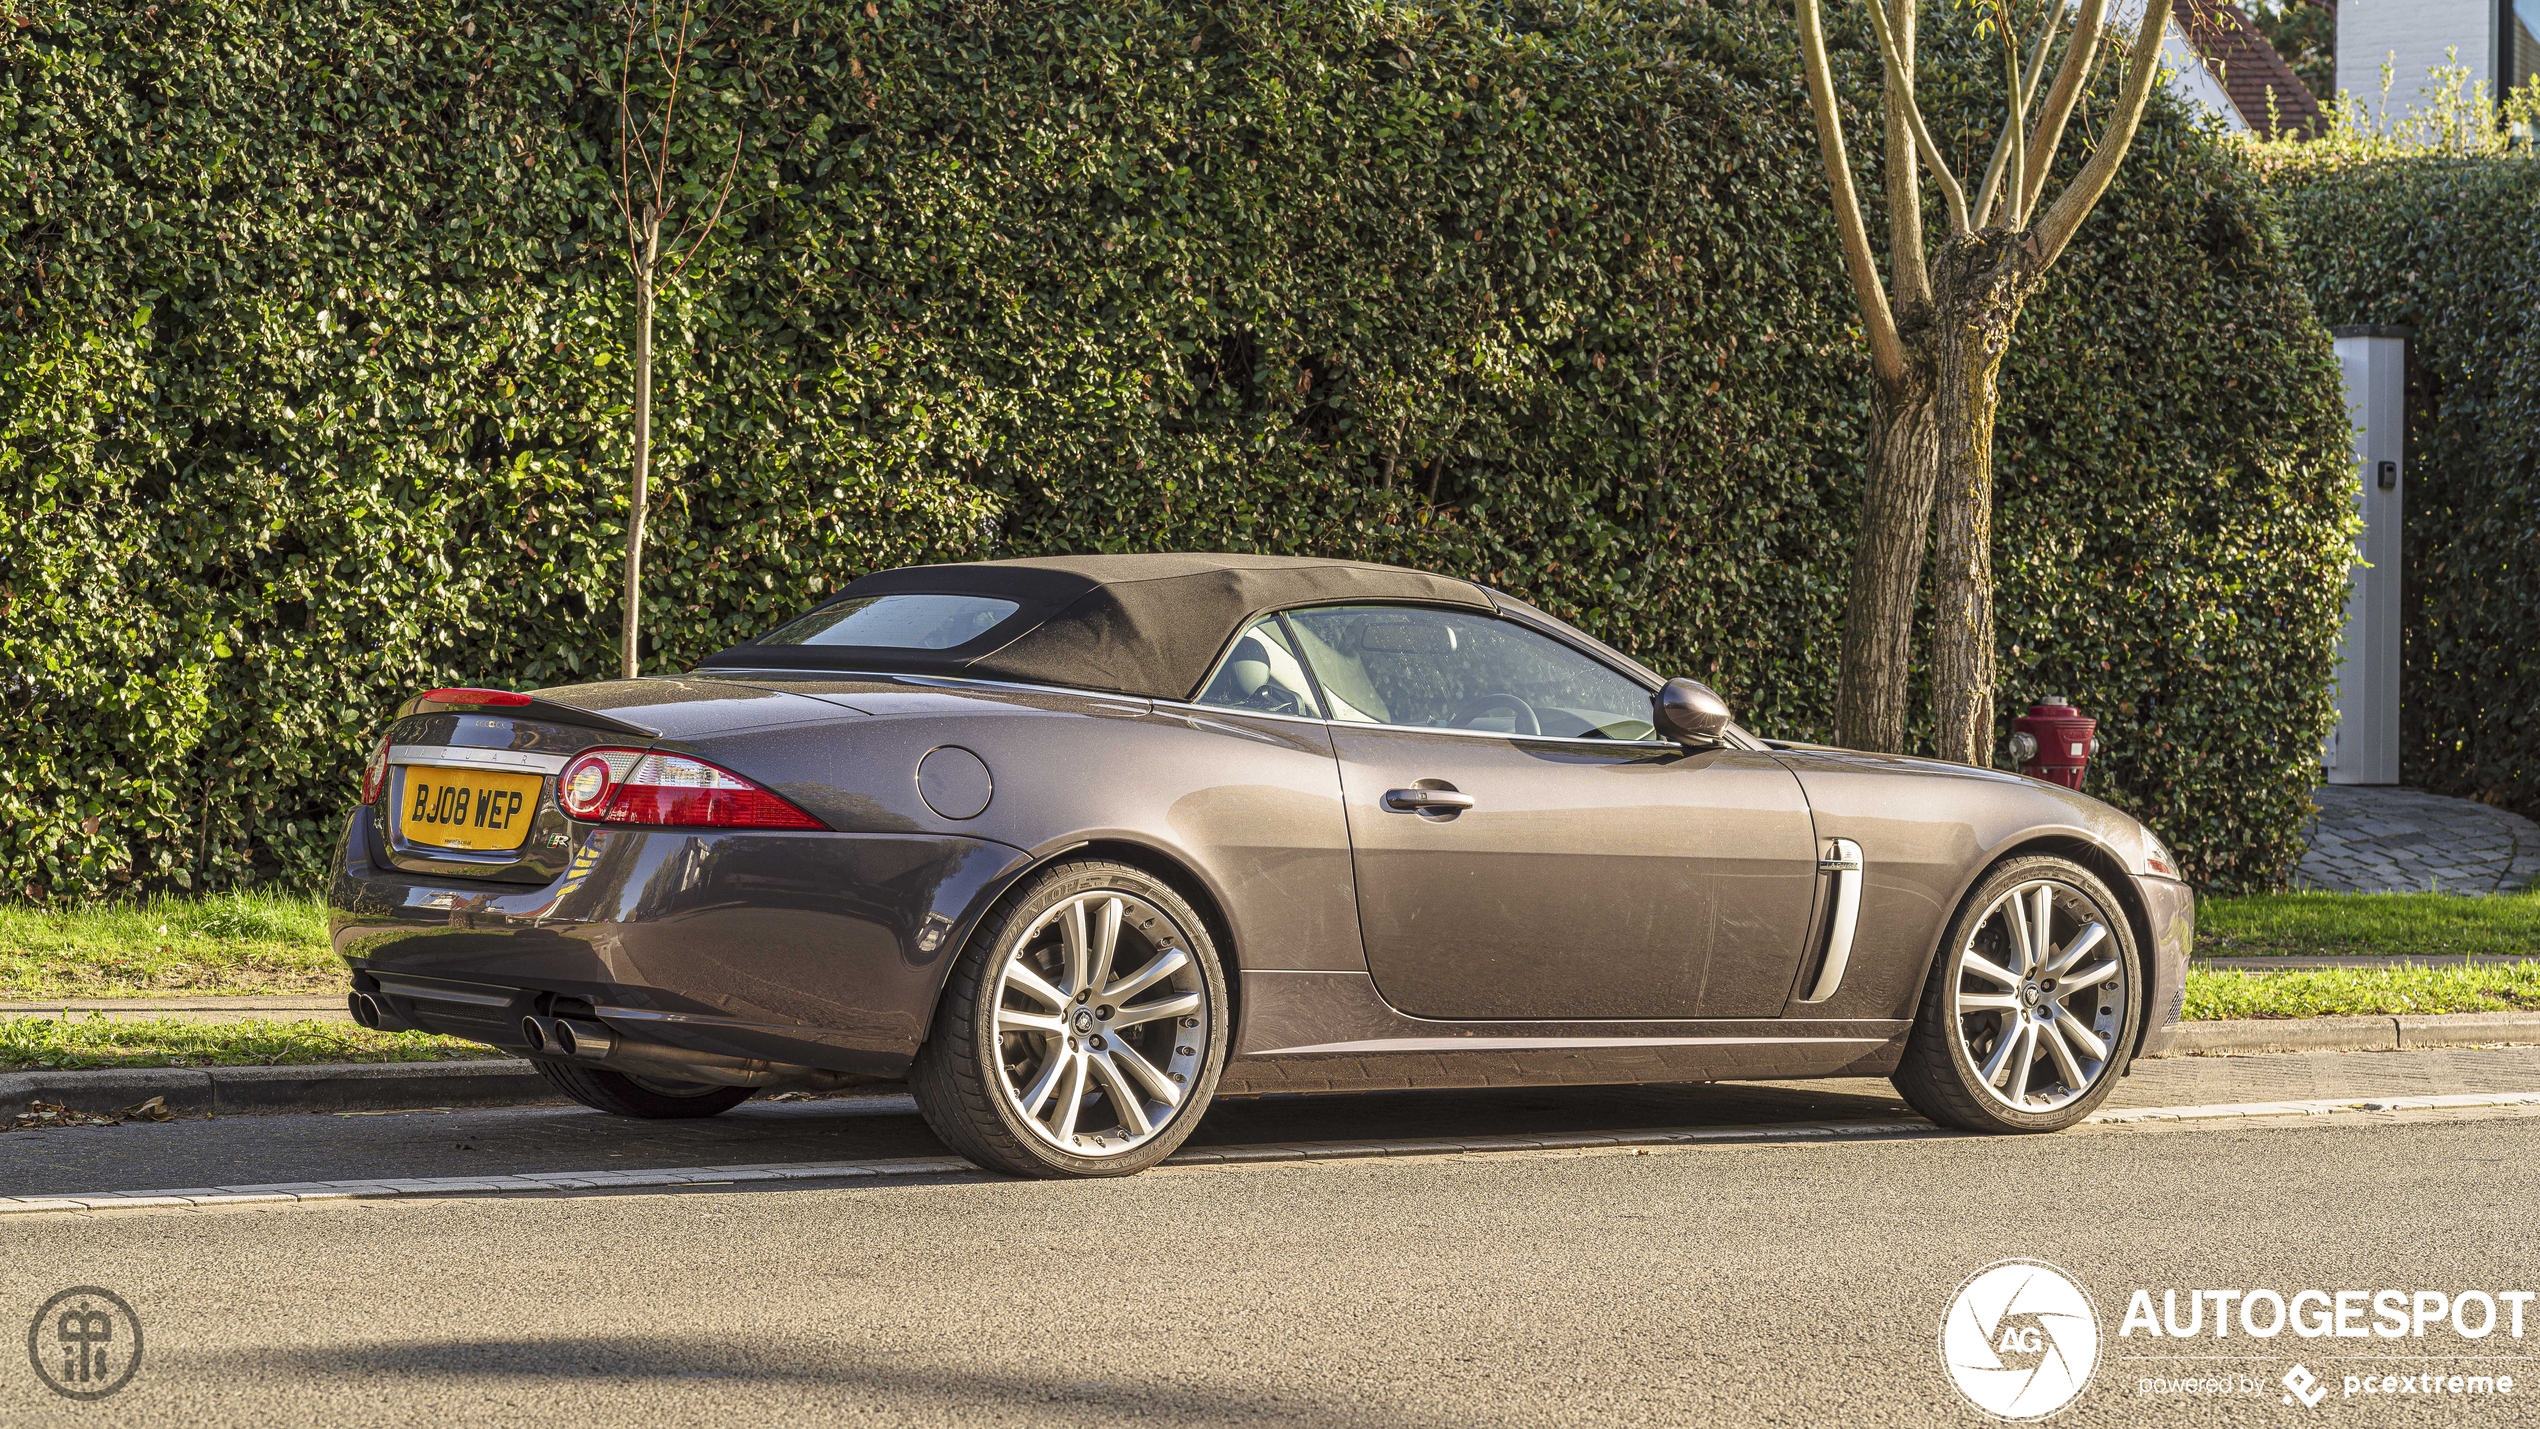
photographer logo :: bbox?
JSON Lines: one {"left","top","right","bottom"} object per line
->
{"left": 1940, "top": 1260, "right": 2100, "bottom": 1421}
{"left": 2283, "top": 1363, "right": 2328, "bottom": 1407}
{"left": 26, "top": 1286, "right": 143, "bottom": 1401}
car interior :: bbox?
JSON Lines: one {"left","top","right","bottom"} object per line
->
{"left": 1196, "top": 606, "right": 1660, "bottom": 741}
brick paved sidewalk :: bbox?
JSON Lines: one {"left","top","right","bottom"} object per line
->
{"left": 2295, "top": 785, "right": 2540, "bottom": 895}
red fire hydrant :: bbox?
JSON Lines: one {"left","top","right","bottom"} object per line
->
{"left": 2009, "top": 698, "right": 2096, "bottom": 789}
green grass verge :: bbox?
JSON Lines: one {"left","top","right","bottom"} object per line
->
{"left": 2199, "top": 890, "right": 2540, "bottom": 959}
{"left": 2185, "top": 964, "right": 2540, "bottom": 1020}
{"left": 0, "top": 891, "right": 338, "bottom": 999}
{"left": 0, "top": 1014, "right": 497, "bottom": 1072}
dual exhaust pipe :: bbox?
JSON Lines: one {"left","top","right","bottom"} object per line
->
{"left": 523, "top": 1013, "right": 852, "bottom": 1090}
{"left": 522, "top": 1014, "right": 618, "bottom": 1063}
{"left": 347, "top": 990, "right": 412, "bottom": 1032}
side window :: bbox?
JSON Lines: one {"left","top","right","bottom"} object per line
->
{"left": 1285, "top": 606, "right": 1658, "bottom": 740}
{"left": 1193, "top": 614, "right": 1324, "bottom": 718}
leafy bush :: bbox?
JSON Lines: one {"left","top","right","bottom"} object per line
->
{"left": 2264, "top": 145, "right": 2540, "bottom": 825}
{"left": 0, "top": 0, "right": 2351, "bottom": 899}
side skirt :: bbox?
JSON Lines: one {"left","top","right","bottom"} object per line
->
{"left": 1221, "top": 970, "right": 1910, "bottom": 1096}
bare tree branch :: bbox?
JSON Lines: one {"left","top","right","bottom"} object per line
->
{"left": 1858, "top": 0, "right": 1969, "bottom": 233}
{"left": 666, "top": 106, "right": 747, "bottom": 281}
{"left": 1879, "top": 0, "right": 1928, "bottom": 310}
{"left": 2028, "top": 0, "right": 2173, "bottom": 268}
{"left": 2020, "top": 0, "right": 2110, "bottom": 216}
{"left": 615, "top": 5, "right": 643, "bottom": 268}
{"left": 649, "top": 0, "right": 695, "bottom": 212}
{"left": 1971, "top": 5, "right": 2060, "bottom": 228}
{"left": 1997, "top": 0, "right": 2028, "bottom": 226}
{"left": 1796, "top": 0, "right": 1907, "bottom": 384}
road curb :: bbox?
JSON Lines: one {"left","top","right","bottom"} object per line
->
{"left": 2151, "top": 1011, "right": 2540, "bottom": 1058}
{"left": 1, "top": 1059, "right": 554, "bottom": 1118}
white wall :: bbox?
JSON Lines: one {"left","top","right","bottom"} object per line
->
{"left": 2336, "top": 0, "right": 2497, "bottom": 115}
{"left": 2162, "top": 18, "right": 2251, "bottom": 129}
{"left": 2104, "top": 0, "right": 2257, "bottom": 129}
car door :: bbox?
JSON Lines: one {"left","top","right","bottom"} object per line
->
{"left": 1282, "top": 604, "right": 1819, "bottom": 1020}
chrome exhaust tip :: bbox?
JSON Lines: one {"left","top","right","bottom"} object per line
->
{"left": 348, "top": 992, "right": 383, "bottom": 1030}
{"left": 552, "top": 1017, "right": 617, "bottom": 1063}
{"left": 522, "top": 1012, "right": 855, "bottom": 1090}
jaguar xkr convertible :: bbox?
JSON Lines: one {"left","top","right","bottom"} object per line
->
{"left": 330, "top": 554, "right": 2192, "bottom": 1177}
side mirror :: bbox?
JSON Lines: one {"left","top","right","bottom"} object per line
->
{"left": 1655, "top": 678, "right": 1733, "bottom": 748}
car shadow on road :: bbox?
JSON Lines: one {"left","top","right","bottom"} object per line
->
{"left": 6, "top": 1077, "right": 1918, "bottom": 1201}
{"left": 201, "top": 1333, "right": 1459, "bottom": 1427}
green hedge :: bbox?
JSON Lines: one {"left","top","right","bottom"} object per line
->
{"left": 0, "top": 0, "right": 2352, "bottom": 900}
{"left": 2267, "top": 153, "right": 2540, "bottom": 823}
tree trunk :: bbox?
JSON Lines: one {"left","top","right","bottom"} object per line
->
{"left": 622, "top": 220, "right": 658, "bottom": 681}
{"left": 1926, "top": 238, "right": 2034, "bottom": 767}
{"left": 1834, "top": 365, "right": 1937, "bottom": 753}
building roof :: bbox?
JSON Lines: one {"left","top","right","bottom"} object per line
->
{"left": 2177, "top": 0, "right": 2328, "bottom": 138}
{"left": 700, "top": 553, "right": 1494, "bottom": 698}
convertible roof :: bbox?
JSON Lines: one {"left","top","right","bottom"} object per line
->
{"left": 696, "top": 553, "right": 1495, "bottom": 699}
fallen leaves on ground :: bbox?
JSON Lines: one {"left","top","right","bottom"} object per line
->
{"left": 3, "top": 1095, "right": 175, "bottom": 1133}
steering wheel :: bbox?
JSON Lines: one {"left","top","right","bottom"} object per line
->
{"left": 1446, "top": 692, "right": 1541, "bottom": 736}
{"left": 1243, "top": 683, "right": 1306, "bottom": 716}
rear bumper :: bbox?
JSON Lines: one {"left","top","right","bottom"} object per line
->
{"left": 2131, "top": 873, "right": 2195, "bottom": 1060}
{"left": 329, "top": 806, "right": 1027, "bottom": 1079}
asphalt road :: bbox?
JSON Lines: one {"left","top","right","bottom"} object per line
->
{"left": 6, "top": 1057, "right": 2540, "bottom": 1426}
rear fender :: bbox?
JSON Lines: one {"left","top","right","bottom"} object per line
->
{"left": 912, "top": 831, "right": 1248, "bottom": 1055}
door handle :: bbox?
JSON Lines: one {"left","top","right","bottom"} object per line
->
{"left": 1383, "top": 787, "right": 1477, "bottom": 814}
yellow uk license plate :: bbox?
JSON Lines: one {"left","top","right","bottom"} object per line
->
{"left": 396, "top": 767, "right": 544, "bottom": 852}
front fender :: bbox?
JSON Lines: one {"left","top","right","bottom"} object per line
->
{"left": 1771, "top": 748, "right": 2162, "bottom": 1024}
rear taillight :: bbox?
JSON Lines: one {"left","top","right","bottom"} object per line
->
{"left": 556, "top": 748, "right": 824, "bottom": 830}
{"left": 361, "top": 737, "right": 393, "bottom": 806}
{"left": 421, "top": 687, "right": 534, "bottom": 708}
{"left": 557, "top": 749, "right": 645, "bottom": 819}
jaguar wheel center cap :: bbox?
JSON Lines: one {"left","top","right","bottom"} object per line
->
{"left": 1071, "top": 1008, "right": 1098, "bottom": 1035}
{"left": 2022, "top": 982, "right": 2042, "bottom": 1007}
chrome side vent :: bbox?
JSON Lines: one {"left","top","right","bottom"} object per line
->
{"left": 1800, "top": 838, "right": 1865, "bottom": 1004}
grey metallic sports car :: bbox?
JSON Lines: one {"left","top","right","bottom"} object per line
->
{"left": 331, "top": 554, "right": 2192, "bottom": 1177}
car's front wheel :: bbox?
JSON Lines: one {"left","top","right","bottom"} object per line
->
{"left": 1893, "top": 855, "right": 2142, "bottom": 1133}
{"left": 912, "top": 859, "right": 1229, "bottom": 1177}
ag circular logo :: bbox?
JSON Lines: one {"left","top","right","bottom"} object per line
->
{"left": 26, "top": 1286, "right": 143, "bottom": 1401}
{"left": 1939, "top": 1259, "right": 2099, "bottom": 1421}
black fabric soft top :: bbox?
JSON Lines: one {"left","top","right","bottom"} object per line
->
{"left": 696, "top": 553, "right": 1495, "bottom": 699}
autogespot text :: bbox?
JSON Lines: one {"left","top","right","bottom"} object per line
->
{"left": 2118, "top": 1287, "right": 2535, "bottom": 1341}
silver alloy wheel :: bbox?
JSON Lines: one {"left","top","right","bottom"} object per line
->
{"left": 990, "top": 890, "right": 1211, "bottom": 1157}
{"left": 1950, "top": 878, "right": 2130, "bottom": 1113}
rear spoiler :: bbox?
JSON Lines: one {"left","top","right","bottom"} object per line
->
{"left": 399, "top": 687, "right": 658, "bottom": 738}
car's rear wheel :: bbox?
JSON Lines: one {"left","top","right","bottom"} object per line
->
{"left": 1893, "top": 855, "right": 2141, "bottom": 1133}
{"left": 912, "top": 859, "right": 1229, "bottom": 1178}
{"left": 530, "top": 1058, "right": 756, "bottom": 1119}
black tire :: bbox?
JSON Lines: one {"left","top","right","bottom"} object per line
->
{"left": 1892, "top": 854, "right": 2142, "bottom": 1134}
{"left": 531, "top": 1058, "right": 756, "bottom": 1119}
{"left": 911, "top": 858, "right": 1230, "bottom": 1178}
